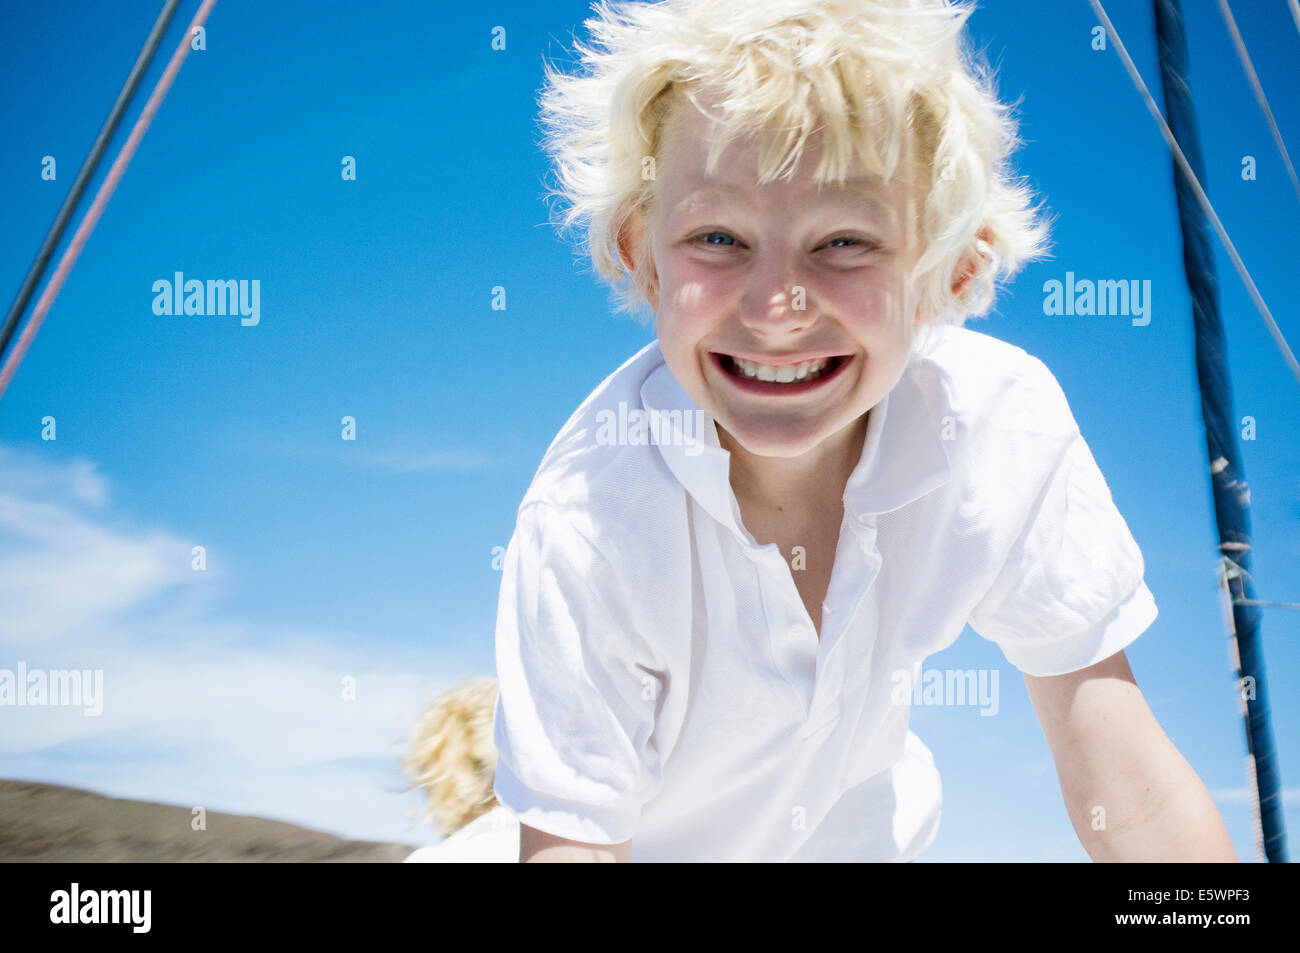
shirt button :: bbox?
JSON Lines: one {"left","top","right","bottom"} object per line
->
{"left": 785, "top": 624, "right": 811, "bottom": 641}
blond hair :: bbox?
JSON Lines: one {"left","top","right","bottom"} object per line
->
{"left": 537, "top": 0, "right": 1051, "bottom": 327}
{"left": 403, "top": 676, "right": 500, "bottom": 837}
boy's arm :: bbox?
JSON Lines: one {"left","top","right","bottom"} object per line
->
{"left": 519, "top": 823, "right": 631, "bottom": 863}
{"left": 1023, "top": 648, "right": 1236, "bottom": 862}
{"left": 493, "top": 501, "right": 658, "bottom": 862}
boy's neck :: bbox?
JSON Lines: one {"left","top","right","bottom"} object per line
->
{"left": 718, "top": 412, "right": 870, "bottom": 517}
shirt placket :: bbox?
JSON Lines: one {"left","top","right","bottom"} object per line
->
{"left": 807, "top": 514, "right": 883, "bottom": 733}
{"left": 753, "top": 512, "right": 884, "bottom": 731}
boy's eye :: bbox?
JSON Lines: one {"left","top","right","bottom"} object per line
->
{"left": 697, "top": 231, "right": 737, "bottom": 246}
{"left": 691, "top": 232, "right": 876, "bottom": 251}
{"left": 823, "top": 235, "right": 882, "bottom": 251}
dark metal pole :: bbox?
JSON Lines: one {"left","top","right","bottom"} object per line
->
{"left": 1153, "top": 0, "right": 1287, "bottom": 862}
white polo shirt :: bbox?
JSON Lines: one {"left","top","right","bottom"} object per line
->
{"left": 492, "top": 324, "right": 1158, "bottom": 862}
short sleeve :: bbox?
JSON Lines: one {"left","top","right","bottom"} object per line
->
{"left": 967, "top": 429, "right": 1158, "bottom": 678}
{"left": 491, "top": 501, "right": 660, "bottom": 845}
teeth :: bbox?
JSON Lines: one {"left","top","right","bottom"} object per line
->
{"left": 731, "top": 356, "right": 832, "bottom": 383}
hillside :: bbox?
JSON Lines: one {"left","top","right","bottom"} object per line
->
{"left": 0, "top": 779, "right": 417, "bottom": 862}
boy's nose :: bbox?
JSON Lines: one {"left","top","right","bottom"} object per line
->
{"left": 738, "top": 277, "right": 813, "bottom": 338}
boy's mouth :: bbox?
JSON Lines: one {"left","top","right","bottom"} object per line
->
{"left": 711, "top": 352, "right": 852, "bottom": 394}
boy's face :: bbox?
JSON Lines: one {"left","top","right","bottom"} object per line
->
{"left": 626, "top": 101, "right": 924, "bottom": 460}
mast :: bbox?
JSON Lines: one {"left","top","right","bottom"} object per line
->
{"left": 1152, "top": 0, "right": 1287, "bottom": 862}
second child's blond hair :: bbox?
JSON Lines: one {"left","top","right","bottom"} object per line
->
{"left": 403, "top": 676, "right": 501, "bottom": 837}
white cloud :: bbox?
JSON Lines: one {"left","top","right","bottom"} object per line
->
{"left": 257, "top": 434, "right": 490, "bottom": 474}
{"left": 0, "top": 445, "right": 109, "bottom": 507}
{"left": 0, "top": 503, "right": 196, "bottom": 645}
{"left": 0, "top": 643, "right": 453, "bottom": 844}
{"left": 0, "top": 446, "right": 201, "bottom": 646}
{"left": 354, "top": 445, "right": 491, "bottom": 474}
{"left": 0, "top": 443, "right": 481, "bottom": 846}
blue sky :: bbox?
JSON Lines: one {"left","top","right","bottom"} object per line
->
{"left": 0, "top": 0, "right": 1296, "bottom": 860}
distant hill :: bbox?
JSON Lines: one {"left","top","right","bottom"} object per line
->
{"left": 0, "top": 779, "right": 417, "bottom": 862}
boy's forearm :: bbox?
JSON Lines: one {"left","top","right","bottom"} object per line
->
{"left": 1064, "top": 756, "right": 1237, "bottom": 862}
{"left": 1026, "top": 652, "right": 1237, "bottom": 862}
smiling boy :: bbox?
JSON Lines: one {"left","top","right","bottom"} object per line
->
{"left": 491, "top": 0, "right": 1236, "bottom": 862}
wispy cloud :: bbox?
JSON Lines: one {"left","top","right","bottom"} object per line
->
{"left": 350, "top": 445, "right": 492, "bottom": 474}
{"left": 0, "top": 445, "right": 109, "bottom": 507}
{"left": 0, "top": 448, "right": 196, "bottom": 646}
{"left": 260, "top": 435, "right": 491, "bottom": 474}
{"left": 0, "top": 442, "right": 473, "bottom": 845}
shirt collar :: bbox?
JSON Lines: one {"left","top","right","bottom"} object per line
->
{"left": 639, "top": 344, "right": 952, "bottom": 546}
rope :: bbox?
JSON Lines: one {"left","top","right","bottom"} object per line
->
{"left": 1088, "top": 0, "right": 1300, "bottom": 389}
{"left": 1216, "top": 0, "right": 1300, "bottom": 207}
{"left": 0, "top": 0, "right": 180, "bottom": 366}
{"left": 0, "top": 0, "right": 220, "bottom": 401}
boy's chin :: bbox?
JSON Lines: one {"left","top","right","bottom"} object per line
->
{"left": 716, "top": 418, "right": 845, "bottom": 460}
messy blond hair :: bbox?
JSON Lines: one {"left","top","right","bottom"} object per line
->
{"left": 537, "top": 0, "right": 1050, "bottom": 327}
{"left": 403, "top": 676, "right": 500, "bottom": 837}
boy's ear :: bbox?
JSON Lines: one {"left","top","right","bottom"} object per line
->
{"left": 615, "top": 206, "right": 642, "bottom": 271}
{"left": 951, "top": 225, "right": 993, "bottom": 298}
{"left": 617, "top": 206, "right": 658, "bottom": 310}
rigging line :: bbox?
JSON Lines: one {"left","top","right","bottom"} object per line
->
{"left": 1234, "top": 599, "right": 1300, "bottom": 611}
{"left": 1290, "top": 0, "right": 1300, "bottom": 39}
{"left": 1088, "top": 0, "right": 1300, "bottom": 389}
{"left": 1216, "top": 0, "right": 1300, "bottom": 206}
{"left": 0, "top": 0, "right": 181, "bottom": 367}
{"left": 0, "top": 0, "right": 220, "bottom": 403}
